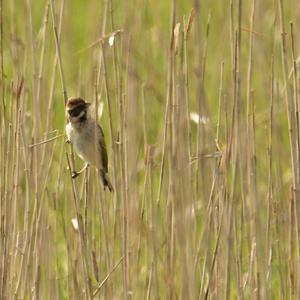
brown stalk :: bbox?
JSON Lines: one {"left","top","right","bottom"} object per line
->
{"left": 66, "top": 154, "right": 93, "bottom": 299}
{"left": 278, "top": 0, "right": 298, "bottom": 207}
{"left": 50, "top": 0, "right": 67, "bottom": 104}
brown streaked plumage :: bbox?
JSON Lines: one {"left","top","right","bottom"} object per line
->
{"left": 65, "top": 97, "right": 114, "bottom": 192}
{"left": 66, "top": 96, "right": 86, "bottom": 108}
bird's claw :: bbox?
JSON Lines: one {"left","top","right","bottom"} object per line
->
{"left": 71, "top": 171, "right": 79, "bottom": 179}
{"left": 66, "top": 139, "right": 71, "bottom": 144}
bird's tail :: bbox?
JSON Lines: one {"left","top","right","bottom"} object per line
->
{"left": 100, "top": 170, "right": 114, "bottom": 192}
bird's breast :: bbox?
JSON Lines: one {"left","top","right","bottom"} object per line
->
{"left": 65, "top": 122, "right": 102, "bottom": 168}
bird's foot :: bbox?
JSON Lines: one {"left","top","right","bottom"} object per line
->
{"left": 71, "top": 171, "right": 79, "bottom": 179}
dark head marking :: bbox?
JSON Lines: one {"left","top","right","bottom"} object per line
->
{"left": 68, "top": 104, "right": 86, "bottom": 117}
{"left": 66, "top": 97, "right": 86, "bottom": 109}
{"left": 66, "top": 97, "right": 91, "bottom": 121}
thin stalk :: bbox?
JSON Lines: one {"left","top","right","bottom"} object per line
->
{"left": 278, "top": 0, "right": 298, "bottom": 208}
{"left": 50, "top": 0, "right": 68, "bottom": 103}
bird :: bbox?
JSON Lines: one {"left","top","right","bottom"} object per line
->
{"left": 65, "top": 97, "right": 114, "bottom": 192}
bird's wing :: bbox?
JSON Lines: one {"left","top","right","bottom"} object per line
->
{"left": 98, "top": 124, "right": 108, "bottom": 172}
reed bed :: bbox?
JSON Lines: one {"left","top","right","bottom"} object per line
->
{"left": 1, "top": 0, "right": 300, "bottom": 299}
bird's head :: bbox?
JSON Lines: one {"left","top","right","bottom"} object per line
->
{"left": 66, "top": 97, "right": 91, "bottom": 123}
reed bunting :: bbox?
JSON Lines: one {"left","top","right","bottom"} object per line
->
{"left": 65, "top": 97, "right": 114, "bottom": 192}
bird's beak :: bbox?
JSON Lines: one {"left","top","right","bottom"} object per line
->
{"left": 85, "top": 102, "right": 91, "bottom": 107}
